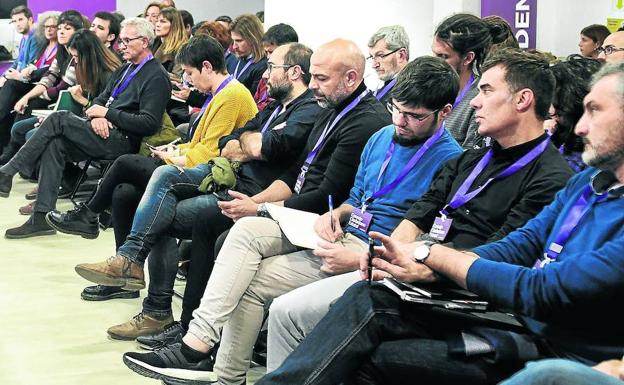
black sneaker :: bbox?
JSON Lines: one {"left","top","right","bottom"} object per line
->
{"left": 123, "top": 342, "right": 217, "bottom": 382}
{"left": 0, "top": 171, "right": 12, "bottom": 198}
{"left": 45, "top": 203, "right": 100, "bottom": 239}
{"left": 137, "top": 321, "right": 184, "bottom": 350}
{"left": 81, "top": 285, "right": 140, "bottom": 301}
{"left": 5, "top": 213, "right": 56, "bottom": 239}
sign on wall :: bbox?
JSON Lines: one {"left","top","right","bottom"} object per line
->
{"left": 26, "top": 0, "right": 116, "bottom": 20}
{"left": 481, "top": 0, "right": 538, "bottom": 49}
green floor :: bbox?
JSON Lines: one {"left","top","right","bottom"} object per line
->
{"left": 0, "top": 176, "right": 265, "bottom": 385}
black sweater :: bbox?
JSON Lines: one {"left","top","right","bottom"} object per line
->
{"left": 405, "top": 133, "right": 574, "bottom": 249}
{"left": 280, "top": 82, "right": 392, "bottom": 214}
{"left": 93, "top": 58, "right": 171, "bottom": 148}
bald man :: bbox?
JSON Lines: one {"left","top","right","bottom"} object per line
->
{"left": 122, "top": 38, "right": 391, "bottom": 385}
{"left": 598, "top": 31, "right": 624, "bottom": 63}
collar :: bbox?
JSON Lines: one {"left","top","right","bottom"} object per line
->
{"left": 590, "top": 170, "right": 624, "bottom": 198}
{"left": 491, "top": 133, "right": 549, "bottom": 160}
{"left": 333, "top": 81, "right": 368, "bottom": 112}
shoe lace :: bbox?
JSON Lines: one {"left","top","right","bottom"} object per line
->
{"left": 132, "top": 312, "right": 145, "bottom": 324}
{"left": 64, "top": 204, "right": 87, "bottom": 220}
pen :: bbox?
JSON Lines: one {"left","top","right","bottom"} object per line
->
{"left": 368, "top": 237, "right": 374, "bottom": 285}
{"left": 328, "top": 194, "right": 335, "bottom": 232}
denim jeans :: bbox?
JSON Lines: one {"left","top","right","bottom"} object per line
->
{"left": 256, "top": 281, "right": 522, "bottom": 385}
{"left": 116, "top": 162, "right": 212, "bottom": 265}
{"left": 11, "top": 116, "right": 38, "bottom": 145}
{"left": 142, "top": 193, "right": 221, "bottom": 318}
{"left": 500, "top": 359, "right": 624, "bottom": 385}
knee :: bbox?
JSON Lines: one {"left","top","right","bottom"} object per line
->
{"left": 112, "top": 183, "right": 142, "bottom": 203}
{"left": 518, "top": 359, "right": 586, "bottom": 381}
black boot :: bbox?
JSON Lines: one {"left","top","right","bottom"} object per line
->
{"left": 5, "top": 212, "right": 56, "bottom": 239}
{"left": 81, "top": 285, "right": 140, "bottom": 301}
{"left": 45, "top": 203, "right": 100, "bottom": 239}
{"left": 0, "top": 171, "right": 13, "bottom": 198}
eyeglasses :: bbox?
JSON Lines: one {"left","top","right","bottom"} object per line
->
{"left": 597, "top": 45, "right": 624, "bottom": 56}
{"left": 367, "top": 48, "right": 402, "bottom": 62}
{"left": 44, "top": 24, "right": 58, "bottom": 30}
{"left": 119, "top": 36, "right": 145, "bottom": 46}
{"left": 387, "top": 101, "right": 439, "bottom": 123}
{"left": 267, "top": 63, "right": 296, "bottom": 74}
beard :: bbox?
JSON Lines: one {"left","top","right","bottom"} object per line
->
{"left": 314, "top": 81, "right": 349, "bottom": 109}
{"left": 392, "top": 116, "right": 439, "bottom": 147}
{"left": 267, "top": 81, "right": 292, "bottom": 102}
{"left": 584, "top": 140, "right": 624, "bottom": 172}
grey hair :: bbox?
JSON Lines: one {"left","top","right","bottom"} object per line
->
{"left": 121, "top": 17, "right": 156, "bottom": 47}
{"left": 368, "top": 25, "right": 409, "bottom": 58}
{"left": 591, "top": 62, "right": 624, "bottom": 101}
{"left": 35, "top": 11, "right": 61, "bottom": 41}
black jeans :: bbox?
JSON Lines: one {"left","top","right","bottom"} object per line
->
{"left": 0, "top": 79, "right": 34, "bottom": 147}
{"left": 86, "top": 154, "right": 163, "bottom": 247}
{"left": 0, "top": 110, "right": 135, "bottom": 213}
{"left": 257, "top": 281, "right": 525, "bottom": 385}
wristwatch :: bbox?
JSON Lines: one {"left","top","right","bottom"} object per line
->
{"left": 256, "top": 203, "right": 270, "bottom": 218}
{"left": 412, "top": 241, "right": 436, "bottom": 263}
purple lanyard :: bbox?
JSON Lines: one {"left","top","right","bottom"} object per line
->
{"left": 365, "top": 124, "right": 445, "bottom": 207}
{"left": 375, "top": 78, "right": 397, "bottom": 101}
{"left": 233, "top": 56, "right": 253, "bottom": 79}
{"left": 39, "top": 44, "right": 58, "bottom": 68}
{"left": 453, "top": 73, "right": 475, "bottom": 109}
{"left": 441, "top": 137, "right": 551, "bottom": 216}
{"left": 110, "top": 55, "right": 153, "bottom": 100}
{"left": 261, "top": 105, "right": 283, "bottom": 133}
{"left": 189, "top": 76, "right": 234, "bottom": 139}
{"left": 542, "top": 183, "right": 608, "bottom": 262}
{"left": 303, "top": 89, "right": 369, "bottom": 168}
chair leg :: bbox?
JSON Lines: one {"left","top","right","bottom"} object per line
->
{"left": 69, "top": 159, "right": 92, "bottom": 206}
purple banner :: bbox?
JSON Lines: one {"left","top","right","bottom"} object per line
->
{"left": 28, "top": 0, "right": 117, "bottom": 21}
{"left": 481, "top": 0, "right": 538, "bottom": 49}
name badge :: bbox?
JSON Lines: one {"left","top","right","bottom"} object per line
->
{"left": 347, "top": 208, "right": 373, "bottom": 232}
{"left": 429, "top": 216, "right": 453, "bottom": 241}
{"left": 294, "top": 166, "right": 308, "bottom": 194}
{"left": 105, "top": 96, "right": 114, "bottom": 108}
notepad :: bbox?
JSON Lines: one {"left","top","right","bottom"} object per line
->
{"left": 31, "top": 90, "right": 83, "bottom": 118}
{"left": 265, "top": 204, "right": 325, "bottom": 249}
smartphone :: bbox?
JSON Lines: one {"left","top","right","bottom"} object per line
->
{"left": 213, "top": 190, "right": 235, "bottom": 201}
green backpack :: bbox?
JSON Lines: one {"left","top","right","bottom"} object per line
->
{"left": 138, "top": 112, "right": 181, "bottom": 156}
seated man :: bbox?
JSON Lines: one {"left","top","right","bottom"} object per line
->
{"left": 255, "top": 58, "right": 624, "bottom": 385}
{"left": 0, "top": 5, "right": 39, "bottom": 87}
{"left": 71, "top": 42, "right": 321, "bottom": 339}
{"left": 264, "top": 48, "right": 575, "bottom": 372}
{"left": 120, "top": 38, "right": 392, "bottom": 384}
{"left": 367, "top": 25, "right": 409, "bottom": 104}
{"left": 90, "top": 11, "right": 121, "bottom": 50}
{"left": 0, "top": 17, "right": 170, "bottom": 238}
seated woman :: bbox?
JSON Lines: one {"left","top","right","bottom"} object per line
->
{"left": 227, "top": 14, "right": 267, "bottom": 95}
{"left": 547, "top": 54, "right": 603, "bottom": 173}
{"left": 578, "top": 24, "right": 610, "bottom": 59}
{"left": 143, "top": 2, "right": 162, "bottom": 29}
{"left": 5, "top": 29, "right": 122, "bottom": 214}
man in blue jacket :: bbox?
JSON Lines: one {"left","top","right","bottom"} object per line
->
{"left": 254, "top": 59, "right": 624, "bottom": 384}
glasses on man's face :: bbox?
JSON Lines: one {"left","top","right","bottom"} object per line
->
{"left": 267, "top": 63, "right": 294, "bottom": 75}
{"left": 367, "top": 48, "right": 402, "bottom": 62}
{"left": 387, "top": 101, "right": 439, "bottom": 124}
{"left": 597, "top": 45, "right": 624, "bottom": 56}
{"left": 119, "top": 36, "right": 145, "bottom": 46}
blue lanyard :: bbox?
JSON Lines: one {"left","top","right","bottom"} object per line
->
{"left": 107, "top": 55, "right": 153, "bottom": 106}
{"left": 375, "top": 78, "right": 397, "bottom": 101}
{"left": 188, "top": 76, "right": 234, "bottom": 140}
{"left": 233, "top": 56, "right": 254, "bottom": 79}
{"left": 261, "top": 105, "right": 283, "bottom": 133}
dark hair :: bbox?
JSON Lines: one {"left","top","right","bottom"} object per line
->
{"left": 94, "top": 11, "right": 121, "bottom": 41}
{"left": 282, "top": 43, "right": 313, "bottom": 85}
{"left": 390, "top": 56, "right": 460, "bottom": 111}
{"left": 10, "top": 5, "right": 33, "bottom": 19}
{"left": 179, "top": 10, "right": 194, "bottom": 29}
{"left": 255, "top": 11, "right": 264, "bottom": 23}
{"left": 581, "top": 24, "right": 611, "bottom": 47}
{"left": 482, "top": 48, "right": 556, "bottom": 121}
{"left": 215, "top": 15, "right": 232, "bottom": 24}
{"left": 58, "top": 10, "right": 85, "bottom": 31}
{"left": 176, "top": 35, "right": 226, "bottom": 73}
{"left": 483, "top": 15, "right": 519, "bottom": 53}
{"left": 195, "top": 21, "right": 232, "bottom": 50}
{"left": 435, "top": 13, "right": 498, "bottom": 74}
{"left": 550, "top": 55, "right": 603, "bottom": 151}
{"left": 68, "top": 29, "right": 121, "bottom": 95}
{"left": 262, "top": 23, "right": 298, "bottom": 46}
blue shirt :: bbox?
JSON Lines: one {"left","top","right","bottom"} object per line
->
{"left": 11, "top": 31, "right": 41, "bottom": 72}
{"left": 345, "top": 125, "right": 462, "bottom": 241}
{"left": 468, "top": 167, "right": 624, "bottom": 364}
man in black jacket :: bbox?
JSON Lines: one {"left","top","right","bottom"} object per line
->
{"left": 121, "top": 38, "right": 391, "bottom": 385}
{"left": 0, "top": 17, "right": 170, "bottom": 238}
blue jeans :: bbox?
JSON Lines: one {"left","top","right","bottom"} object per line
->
{"left": 116, "top": 162, "right": 213, "bottom": 265}
{"left": 11, "top": 116, "right": 38, "bottom": 145}
{"left": 142, "top": 193, "right": 222, "bottom": 318}
{"left": 257, "top": 281, "right": 522, "bottom": 385}
{"left": 500, "top": 359, "right": 624, "bottom": 385}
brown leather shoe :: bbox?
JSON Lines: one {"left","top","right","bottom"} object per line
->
{"left": 19, "top": 201, "right": 33, "bottom": 215}
{"left": 75, "top": 255, "right": 145, "bottom": 290}
{"left": 25, "top": 185, "right": 38, "bottom": 200}
{"left": 107, "top": 312, "right": 174, "bottom": 340}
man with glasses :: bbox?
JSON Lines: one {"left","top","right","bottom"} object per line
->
{"left": 367, "top": 25, "right": 409, "bottom": 105}
{"left": 121, "top": 38, "right": 391, "bottom": 385}
{"left": 597, "top": 31, "right": 624, "bottom": 63}
{"left": 0, "top": 17, "right": 170, "bottom": 237}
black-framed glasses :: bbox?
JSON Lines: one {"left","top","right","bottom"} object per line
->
{"left": 387, "top": 101, "right": 439, "bottom": 123}
{"left": 367, "top": 48, "right": 402, "bottom": 62}
{"left": 119, "top": 36, "right": 145, "bottom": 46}
{"left": 267, "top": 62, "right": 295, "bottom": 74}
{"left": 597, "top": 45, "right": 624, "bottom": 56}
{"left": 44, "top": 24, "right": 58, "bottom": 30}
